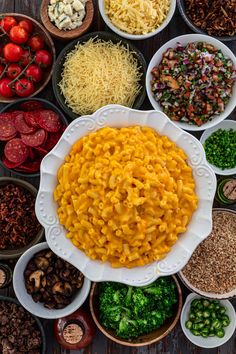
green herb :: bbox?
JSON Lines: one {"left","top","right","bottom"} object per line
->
{"left": 204, "top": 128, "right": 236, "bottom": 169}
{"left": 185, "top": 298, "right": 230, "bottom": 338}
{"left": 99, "top": 277, "right": 177, "bottom": 339}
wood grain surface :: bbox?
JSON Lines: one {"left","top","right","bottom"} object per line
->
{"left": 0, "top": 1, "right": 235, "bottom": 354}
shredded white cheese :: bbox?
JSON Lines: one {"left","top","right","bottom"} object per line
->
{"left": 59, "top": 38, "right": 142, "bottom": 115}
{"left": 48, "top": 0, "right": 87, "bottom": 30}
{"left": 105, "top": 0, "right": 170, "bottom": 35}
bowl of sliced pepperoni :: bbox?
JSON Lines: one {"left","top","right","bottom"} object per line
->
{"left": 0, "top": 98, "right": 68, "bottom": 177}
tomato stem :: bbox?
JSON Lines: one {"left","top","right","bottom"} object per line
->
{"left": 0, "top": 63, "right": 9, "bottom": 80}
{"left": 8, "top": 57, "right": 35, "bottom": 86}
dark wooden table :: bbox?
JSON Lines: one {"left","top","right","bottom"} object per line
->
{"left": 0, "top": 1, "right": 235, "bottom": 353}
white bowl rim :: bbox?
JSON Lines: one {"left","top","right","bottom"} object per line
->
{"left": 98, "top": 0, "right": 176, "bottom": 40}
{"left": 180, "top": 293, "right": 236, "bottom": 348}
{"left": 13, "top": 241, "right": 91, "bottom": 319}
{"left": 200, "top": 120, "right": 236, "bottom": 176}
{"left": 146, "top": 33, "right": 236, "bottom": 131}
{"left": 35, "top": 104, "right": 216, "bottom": 287}
{"left": 179, "top": 208, "right": 236, "bottom": 299}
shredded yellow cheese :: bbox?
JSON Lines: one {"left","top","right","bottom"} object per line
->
{"left": 59, "top": 38, "right": 142, "bottom": 115}
{"left": 105, "top": 0, "right": 170, "bottom": 35}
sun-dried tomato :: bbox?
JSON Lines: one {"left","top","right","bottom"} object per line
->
{"left": 185, "top": 0, "right": 236, "bottom": 37}
{"left": 0, "top": 183, "right": 41, "bottom": 250}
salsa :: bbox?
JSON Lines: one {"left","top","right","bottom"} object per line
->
{"left": 151, "top": 42, "right": 235, "bottom": 126}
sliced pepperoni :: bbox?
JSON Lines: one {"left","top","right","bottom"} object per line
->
{"left": 14, "top": 159, "right": 41, "bottom": 172}
{"left": 0, "top": 113, "right": 17, "bottom": 139}
{"left": 4, "top": 138, "right": 28, "bottom": 164}
{"left": 20, "top": 100, "right": 44, "bottom": 111}
{"left": 14, "top": 113, "right": 35, "bottom": 134}
{"left": 21, "top": 129, "right": 46, "bottom": 147}
{"left": 43, "top": 131, "right": 62, "bottom": 151}
{"left": 37, "top": 110, "right": 61, "bottom": 132}
{"left": 2, "top": 155, "right": 23, "bottom": 169}
{"left": 28, "top": 147, "right": 35, "bottom": 160}
{"left": 24, "top": 110, "right": 41, "bottom": 128}
{"left": 34, "top": 145, "right": 48, "bottom": 157}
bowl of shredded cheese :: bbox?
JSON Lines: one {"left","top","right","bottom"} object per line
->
{"left": 98, "top": 0, "right": 176, "bottom": 40}
{"left": 52, "top": 31, "right": 147, "bottom": 119}
{"left": 36, "top": 104, "right": 216, "bottom": 286}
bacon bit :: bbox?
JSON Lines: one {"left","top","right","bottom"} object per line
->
{"left": 185, "top": 0, "right": 236, "bottom": 37}
{"left": 0, "top": 183, "right": 41, "bottom": 250}
{"left": 161, "top": 75, "right": 180, "bottom": 89}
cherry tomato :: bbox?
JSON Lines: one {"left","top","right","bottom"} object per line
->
{"left": 35, "top": 50, "right": 52, "bottom": 68}
{"left": 0, "top": 65, "right": 5, "bottom": 76}
{"left": 20, "top": 49, "right": 32, "bottom": 66}
{"left": 0, "top": 78, "right": 14, "bottom": 98}
{"left": 3, "top": 43, "right": 23, "bottom": 62}
{"left": 28, "top": 35, "right": 45, "bottom": 52}
{"left": 19, "top": 19, "right": 33, "bottom": 34}
{"left": 25, "top": 64, "right": 42, "bottom": 83}
{"left": 6, "top": 63, "right": 22, "bottom": 79}
{"left": 10, "top": 25, "right": 29, "bottom": 45}
{"left": 0, "top": 16, "right": 17, "bottom": 33}
{"left": 15, "top": 78, "right": 34, "bottom": 97}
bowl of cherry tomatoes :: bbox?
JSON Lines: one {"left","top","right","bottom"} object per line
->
{"left": 0, "top": 13, "right": 56, "bottom": 103}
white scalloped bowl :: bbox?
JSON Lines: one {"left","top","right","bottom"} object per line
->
{"left": 36, "top": 104, "right": 216, "bottom": 286}
{"left": 146, "top": 34, "right": 236, "bottom": 132}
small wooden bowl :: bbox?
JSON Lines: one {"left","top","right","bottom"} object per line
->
{"left": 40, "top": 0, "right": 94, "bottom": 41}
{"left": 89, "top": 276, "right": 182, "bottom": 347}
{"left": 0, "top": 13, "right": 56, "bottom": 104}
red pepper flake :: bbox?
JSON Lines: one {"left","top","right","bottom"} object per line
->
{"left": 185, "top": 0, "right": 236, "bottom": 37}
{"left": 0, "top": 183, "right": 41, "bottom": 250}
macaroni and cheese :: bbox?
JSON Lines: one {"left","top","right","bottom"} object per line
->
{"left": 54, "top": 126, "right": 198, "bottom": 268}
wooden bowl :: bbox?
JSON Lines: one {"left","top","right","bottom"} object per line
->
{"left": 0, "top": 13, "right": 56, "bottom": 104}
{"left": 89, "top": 276, "right": 182, "bottom": 347}
{"left": 40, "top": 0, "right": 94, "bottom": 41}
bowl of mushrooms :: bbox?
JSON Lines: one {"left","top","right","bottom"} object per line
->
{"left": 41, "top": 0, "right": 94, "bottom": 41}
{"left": 13, "top": 242, "right": 91, "bottom": 319}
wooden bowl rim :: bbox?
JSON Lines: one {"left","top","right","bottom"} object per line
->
{"left": 0, "top": 12, "right": 56, "bottom": 104}
{"left": 40, "top": 0, "right": 94, "bottom": 40}
{"left": 89, "top": 275, "right": 183, "bottom": 347}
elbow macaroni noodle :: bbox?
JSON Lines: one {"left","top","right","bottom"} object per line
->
{"left": 54, "top": 126, "right": 198, "bottom": 268}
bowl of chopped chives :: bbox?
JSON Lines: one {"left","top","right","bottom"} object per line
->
{"left": 200, "top": 120, "right": 236, "bottom": 176}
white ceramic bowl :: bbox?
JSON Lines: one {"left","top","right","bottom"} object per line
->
{"left": 146, "top": 34, "right": 236, "bottom": 131}
{"left": 13, "top": 242, "right": 91, "bottom": 319}
{"left": 200, "top": 120, "right": 236, "bottom": 176}
{"left": 35, "top": 104, "right": 216, "bottom": 286}
{"left": 179, "top": 208, "right": 236, "bottom": 300}
{"left": 98, "top": 0, "right": 176, "bottom": 40}
{"left": 181, "top": 293, "right": 236, "bottom": 348}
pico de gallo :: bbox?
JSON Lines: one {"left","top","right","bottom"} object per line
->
{"left": 151, "top": 42, "right": 235, "bottom": 126}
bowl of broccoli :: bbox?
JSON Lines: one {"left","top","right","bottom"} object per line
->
{"left": 89, "top": 276, "right": 182, "bottom": 346}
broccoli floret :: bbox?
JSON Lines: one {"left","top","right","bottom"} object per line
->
{"left": 99, "top": 277, "right": 178, "bottom": 339}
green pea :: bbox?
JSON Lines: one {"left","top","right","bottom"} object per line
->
{"left": 192, "top": 330, "right": 201, "bottom": 336}
{"left": 222, "top": 314, "right": 230, "bottom": 322}
{"left": 197, "top": 323, "right": 205, "bottom": 329}
{"left": 201, "top": 332, "right": 209, "bottom": 338}
{"left": 218, "top": 307, "right": 226, "bottom": 315}
{"left": 216, "top": 329, "right": 225, "bottom": 338}
{"left": 191, "top": 299, "right": 200, "bottom": 308}
{"left": 185, "top": 320, "right": 193, "bottom": 329}
{"left": 203, "top": 299, "right": 210, "bottom": 307}
{"left": 212, "top": 319, "right": 221, "bottom": 329}
{"left": 208, "top": 303, "right": 215, "bottom": 311}
{"left": 204, "top": 319, "right": 211, "bottom": 326}
{"left": 203, "top": 311, "right": 210, "bottom": 318}
{"left": 222, "top": 319, "right": 230, "bottom": 327}
{"left": 211, "top": 312, "right": 216, "bottom": 319}
{"left": 189, "top": 313, "right": 195, "bottom": 320}
{"left": 196, "top": 311, "right": 203, "bottom": 318}
{"left": 195, "top": 317, "right": 204, "bottom": 324}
